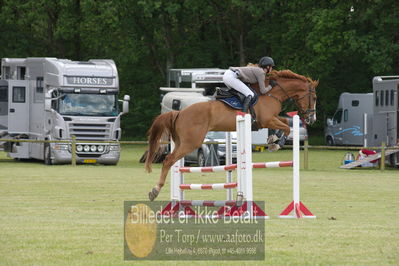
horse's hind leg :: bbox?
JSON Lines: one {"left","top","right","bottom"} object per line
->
{"left": 148, "top": 143, "right": 194, "bottom": 201}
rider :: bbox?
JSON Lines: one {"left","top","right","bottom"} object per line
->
{"left": 223, "top": 56, "right": 275, "bottom": 112}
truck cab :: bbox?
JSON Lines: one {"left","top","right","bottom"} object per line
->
{"left": 0, "top": 57, "right": 130, "bottom": 165}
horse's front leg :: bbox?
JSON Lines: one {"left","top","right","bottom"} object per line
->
{"left": 264, "top": 116, "right": 291, "bottom": 151}
{"left": 148, "top": 144, "right": 193, "bottom": 201}
{"left": 270, "top": 116, "right": 291, "bottom": 141}
{"left": 149, "top": 130, "right": 206, "bottom": 201}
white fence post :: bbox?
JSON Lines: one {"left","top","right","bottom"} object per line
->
{"left": 236, "top": 114, "right": 253, "bottom": 216}
{"left": 225, "top": 132, "right": 233, "bottom": 201}
{"left": 363, "top": 113, "right": 368, "bottom": 147}
{"left": 279, "top": 115, "right": 316, "bottom": 218}
{"left": 170, "top": 140, "right": 184, "bottom": 201}
{"left": 293, "top": 115, "right": 300, "bottom": 206}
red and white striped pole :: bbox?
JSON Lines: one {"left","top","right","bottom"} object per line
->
{"left": 180, "top": 182, "right": 237, "bottom": 190}
{"left": 178, "top": 161, "right": 292, "bottom": 173}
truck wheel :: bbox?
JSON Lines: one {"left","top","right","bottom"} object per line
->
{"left": 326, "top": 136, "right": 334, "bottom": 146}
{"left": 44, "top": 144, "right": 52, "bottom": 165}
{"left": 197, "top": 150, "right": 206, "bottom": 167}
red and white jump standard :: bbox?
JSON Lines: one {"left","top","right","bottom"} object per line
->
{"left": 160, "top": 113, "right": 315, "bottom": 219}
{"left": 279, "top": 115, "right": 316, "bottom": 218}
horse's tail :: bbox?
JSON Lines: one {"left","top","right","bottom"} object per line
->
{"left": 145, "top": 111, "right": 178, "bottom": 173}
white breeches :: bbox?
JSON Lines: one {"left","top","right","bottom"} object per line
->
{"left": 223, "top": 69, "right": 254, "bottom": 97}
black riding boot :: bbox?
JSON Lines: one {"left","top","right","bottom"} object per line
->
{"left": 242, "top": 95, "right": 252, "bottom": 113}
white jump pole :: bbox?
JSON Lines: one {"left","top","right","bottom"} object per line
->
{"left": 225, "top": 112, "right": 268, "bottom": 219}
{"left": 293, "top": 115, "right": 300, "bottom": 207}
{"left": 236, "top": 114, "right": 253, "bottom": 201}
{"left": 170, "top": 140, "right": 184, "bottom": 202}
{"left": 363, "top": 113, "right": 368, "bottom": 147}
{"left": 225, "top": 132, "right": 233, "bottom": 201}
{"left": 279, "top": 115, "right": 315, "bottom": 218}
{"left": 236, "top": 114, "right": 253, "bottom": 216}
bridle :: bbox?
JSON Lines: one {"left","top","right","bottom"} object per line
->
{"left": 266, "top": 80, "right": 316, "bottom": 123}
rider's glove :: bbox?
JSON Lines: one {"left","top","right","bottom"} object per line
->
{"left": 269, "top": 79, "right": 277, "bottom": 87}
{"left": 261, "top": 85, "right": 272, "bottom": 94}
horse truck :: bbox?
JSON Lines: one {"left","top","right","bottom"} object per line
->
{"left": 325, "top": 76, "right": 399, "bottom": 166}
{"left": 0, "top": 57, "right": 130, "bottom": 165}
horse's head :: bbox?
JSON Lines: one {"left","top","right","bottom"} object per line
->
{"left": 293, "top": 79, "right": 318, "bottom": 125}
{"left": 269, "top": 70, "right": 319, "bottom": 125}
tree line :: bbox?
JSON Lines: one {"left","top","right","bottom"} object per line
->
{"left": 0, "top": 0, "right": 398, "bottom": 139}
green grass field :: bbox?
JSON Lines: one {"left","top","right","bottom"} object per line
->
{"left": 0, "top": 145, "right": 398, "bottom": 265}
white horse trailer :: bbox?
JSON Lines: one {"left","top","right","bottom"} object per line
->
{"left": 366, "top": 76, "right": 399, "bottom": 166}
{"left": 325, "top": 76, "right": 399, "bottom": 167}
{"left": 0, "top": 57, "right": 130, "bottom": 165}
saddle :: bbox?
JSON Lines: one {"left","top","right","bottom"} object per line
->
{"left": 216, "top": 87, "right": 259, "bottom": 130}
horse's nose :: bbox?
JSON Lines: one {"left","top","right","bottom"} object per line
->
{"left": 310, "top": 114, "right": 316, "bottom": 124}
{"left": 305, "top": 114, "right": 316, "bottom": 125}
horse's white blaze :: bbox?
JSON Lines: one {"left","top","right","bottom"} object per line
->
{"left": 313, "top": 101, "right": 317, "bottom": 122}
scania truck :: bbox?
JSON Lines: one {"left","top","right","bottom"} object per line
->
{"left": 0, "top": 57, "right": 130, "bottom": 165}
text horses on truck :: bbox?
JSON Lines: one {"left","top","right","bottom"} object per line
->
{"left": 0, "top": 57, "right": 130, "bottom": 165}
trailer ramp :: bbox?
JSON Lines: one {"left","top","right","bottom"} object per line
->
{"left": 340, "top": 149, "right": 399, "bottom": 169}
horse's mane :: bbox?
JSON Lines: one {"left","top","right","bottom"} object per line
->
{"left": 245, "top": 65, "right": 318, "bottom": 86}
{"left": 270, "top": 69, "right": 314, "bottom": 83}
{"left": 247, "top": 64, "right": 313, "bottom": 81}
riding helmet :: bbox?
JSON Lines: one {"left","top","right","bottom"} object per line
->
{"left": 258, "top": 56, "right": 275, "bottom": 68}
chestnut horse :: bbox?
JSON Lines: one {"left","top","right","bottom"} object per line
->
{"left": 145, "top": 70, "right": 318, "bottom": 201}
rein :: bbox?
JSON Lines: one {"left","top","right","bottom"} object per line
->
{"left": 267, "top": 80, "right": 315, "bottom": 119}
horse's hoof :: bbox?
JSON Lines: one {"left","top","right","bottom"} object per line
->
{"left": 148, "top": 187, "right": 159, "bottom": 201}
{"left": 267, "top": 134, "right": 279, "bottom": 144}
{"left": 268, "top": 143, "right": 280, "bottom": 152}
{"left": 277, "top": 135, "right": 287, "bottom": 148}
{"left": 236, "top": 191, "right": 244, "bottom": 207}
